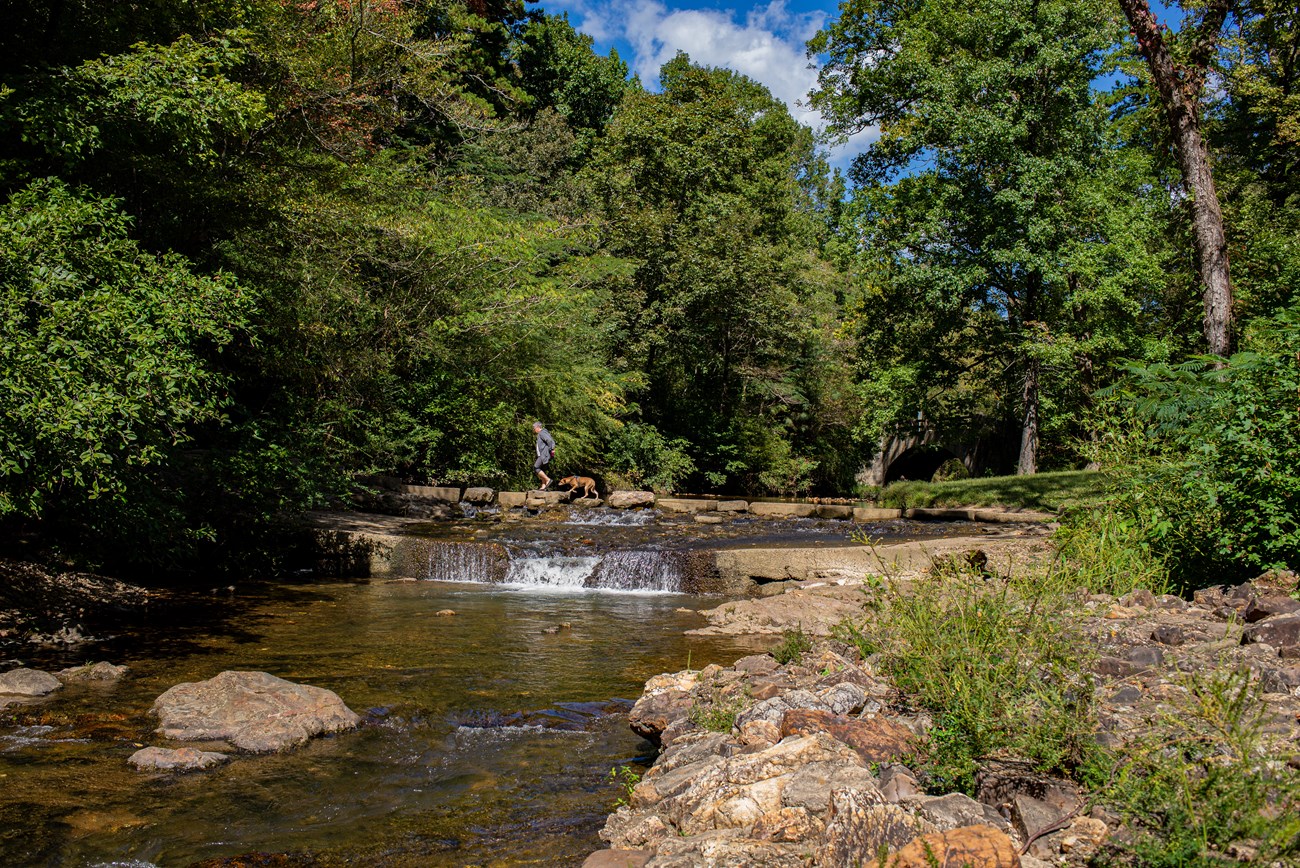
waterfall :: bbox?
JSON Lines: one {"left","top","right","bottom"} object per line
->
{"left": 415, "top": 542, "right": 716, "bottom": 592}
{"left": 422, "top": 542, "right": 510, "bottom": 584}
{"left": 586, "top": 550, "right": 684, "bottom": 592}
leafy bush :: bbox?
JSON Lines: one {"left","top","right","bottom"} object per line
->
{"left": 688, "top": 684, "right": 749, "bottom": 733}
{"left": 848, "top": 559, "right": 1099, "bottom": 793}
{"left": 603, "top": 422, "right": 696, "bottom": 492}
{"left": 1095, "top": 307, "right": 1300, "bottom": 583}
{"left": 1094, "top": 668, "right": 1300, "bottom": 867}
{"left": 770, "top": 625, "right": 813, "bottom": 665}
{"left": 1053, "top": 506, "right": 1172, "bottom": 597}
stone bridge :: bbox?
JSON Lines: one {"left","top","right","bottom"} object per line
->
{"left": 858, "top": 417, "right": 1014, "bottom": 487}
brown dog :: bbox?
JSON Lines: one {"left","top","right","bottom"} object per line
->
{"left": 558, "top": 475, "right": 598, "bottom": 498}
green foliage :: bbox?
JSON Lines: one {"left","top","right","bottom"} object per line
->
{"left": 872, "top": 470, "right": 1106, "bottom": 511}
{"left": 0, "top": 179, "right": 250, "bottom": 517}
{"left": 603, "top": 422, "right": 695, "bottom": 493}
{"left": 770, "top": 625, "right": 813, "bottom": 665}
{"left": 851, "top": 559, "right": 1099, "bottom": 793}
{"left": 607, "top": 764, "right": 642, "bottom": 808}
{"left": 1094, "top": 668, "right": 1300, "bottom": 867}
{"left": 688, "top": 684, "right": 748, "bottom": 734}
{"left": 1054, "top": 505, "right": 1172, "bottom": 597}
{"left": 1094, "top": 307, "right": 1300, "bottom": 581}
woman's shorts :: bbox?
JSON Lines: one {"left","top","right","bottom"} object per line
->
{"left": 534, "top": 455, "right": 550, "bottom": 471}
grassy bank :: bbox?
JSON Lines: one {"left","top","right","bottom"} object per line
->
{"left": 868, "top": 469, "right": 1105, "bottom": 511}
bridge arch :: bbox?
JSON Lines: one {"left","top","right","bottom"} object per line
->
{"left": 883, "top": 444, "right": 960, "bottom": 483}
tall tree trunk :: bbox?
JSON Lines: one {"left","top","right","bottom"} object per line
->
{"left": 1119, "top": 0, "right": 1235, "bottom": 355}
{"left": 1017, "top": 358, "right": 1040, "bottom": 476}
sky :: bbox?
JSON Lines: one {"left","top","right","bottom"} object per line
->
{"left": 539, "top": 0, "right": 878, "bottom": 168}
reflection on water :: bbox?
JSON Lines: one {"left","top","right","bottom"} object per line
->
{"left": 0, "top": 581, "right": 769, "bottom": 867}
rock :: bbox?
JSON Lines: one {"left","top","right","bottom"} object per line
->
{"left": 650, "top": 829, "right": 807, "bottom": 867}
{"left": 1012, "top": 793, "right": 1069, "bottom": 844}
{"left": 630, "top": 694, "right": 694, "bottom": 745}
{"left": 57, "top": 661, "right": 127, "bottom": 683}
{"left": 1109, "top": 685, "right": 1143, "bottom": 705}
{"left": 750, "top": 502, "right": 816, "bottom": 518}
{"left": 434, "top": 609, "right": 456, "bottom": 616}
{"left": 656, "top": 498, "right": 716, "bottom": 514}
{"left": 1150, "top": 625, "right": 1186, "bottom": 646}
{"left": 1243, "top": 613, "right": 1300, "bottom": 654}
{"left": 497, "top": 491, "right": 528, "bottom": 509}
{"left": 817, "top": 682, "right": 869, "bottom": 716}
{"left": 818, "top": 790, "right": 932, "bottom": 867}
{"left": 879, "top": 764, "right": 921, "bottom": 802}
{"left": 782, "top": 761, "right": 881, "bottom": 815}
{"left": 1092, "top": 656, "right": 1137, "bottom": 678}
{"left": 740, "top": 719, "right": 781, "bottom": 746}
{"left": 694, "top": 514, "right": 724, "bottom": 524}
{"left": 975, "top": 760, "right": 1080, "bottom": 820}
{"left": 715, "top": 500, "right": 749, "bottom": 513}
{"left": 600, "top": 807, "right": 671, "bottom": 849}
{"left": 854, "top": 507, "right": 903, "bottom": 521}
{"left": 780, "top": 710, "right": 916, "bottom": 763}
{"left": 1244, "top": 596, "right": 1300, "bottom": 623}
{"left": 912, "top": 793, "right": 1010, "bottom": 835}
{"left": 733, "top": 654, "right": 779, "bottom": 676}
{"left": 525, "top": 490, "right": 567, "bottom": 509}
{"left": 1154, "top": 594, "right": 1189, "bottom": 610}
{"left": 889, "top": 825, "right": 1021, "bottom": 868}
{"left": 1125, "top": 645, "right": 1164, "bottom": 667}
{"left": 1254, "top": 569, "right": 1299, "bottom": 594}
{"left": 607, "top": 490, "right": 656, "bottom": 509}
{"left": 816, "top": 505, "right": 854, "bottom": 520}
{"left": 752, "top": 806, "right": 826, "bottom": 843}
{"left": 151, "top": 670, "right": 360, "bottom": 753}
{"left": 1120, "top": 589, "right": 1156, "bottom": 608}
{"left": 0, "top": 667, "right": 62, "bottom": 696}
{"left": 461, "top": 487, "right": 495, "bottom": 504}
{"left": 128, "top": 746, "right": 228, "bottom": 772}
{"left": 582, "top": 851, "right": 652, "bottom": 868}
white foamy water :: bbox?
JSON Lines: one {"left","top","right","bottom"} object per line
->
{"left": 563, "top": 509, "right": 654, "bottom": 527}
{"left": 502, "top": 556, "right": 600, "bottom": 588}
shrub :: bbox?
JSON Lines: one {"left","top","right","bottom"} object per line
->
{"left": 770, "top": 625, "right": 813, "bottom": 665}
{"left": 848, "top": 559, "right": 1099, "bottom": 793}
{"left": 688, "top": 684, "right": 748, "bottom": 733}
{"left": 603, "top": 422, "right": 696, "bottom": 492}
{"left": 1094, "top": 668, "right": 1300, "bottom": 867}
{"left": 1094, "top": 305, "right": 1300, "bottom": 583}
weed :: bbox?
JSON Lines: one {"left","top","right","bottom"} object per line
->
{"left": 1053, "top": 505, "right": 1172, "bottom": 596}
{"left": 688, "top": 684, "right": 749, "bottom": 733}
{"left": 844, "top": 557, "right": 1100, "bottom": 793}
{"left": 1094, "top": 667, "right": 1300, "bottom": 867}
{"left": 608, "top": 764, "right": 642, "bottom": 808}
{"left": 770, "top": 624, "right": 813, "bottom": 665}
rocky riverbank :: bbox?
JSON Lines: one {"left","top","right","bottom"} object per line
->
{"left": 586, "top": 564, "right": 1300, "bottom": 867}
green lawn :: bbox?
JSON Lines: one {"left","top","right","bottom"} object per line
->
{"left": 870, "top": 470, "right": 1107, "bottom": 512}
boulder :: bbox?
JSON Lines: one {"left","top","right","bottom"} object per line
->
{"left": 151, "top": 670, "right": 360, "bottom": 753}
{"left": 752, "top": 806, "right": 826, "bottom": 843}
{"left": 58, "top": 661, "right": 128, "bottom": 683}
{"left": 0, "top": 667, "right": 62, "bottom": 696}
{"left": 461, "top": 487, "right": 495, "bottom": 504}
{"left": 889, "top": 825, "right": 1021, "bottom": 868}
{"left": 656, "top": 498, "right": 716, "bottom": 514}
{"left": 628, "top": 671, "right": 698, "bottom": 744}
{"left": 129, "top": 746, "right": 228, "bottom": 772}
{"left": 911, "top": 793, "right": 1011, "bottom": 835}
{"left": 854, "top": 507, "right": 903, "bottom": 522}
{"left": 1244, "top": 596, "right": 1300, "bottom": 623}
{"left": 497, "top": 491, "right": 528, "bottom": 509}
{"left": 525, "top": 490, "right": 567, "bottom": 509}
{"left": 715, "top": 500, "right": 749, "bottom": 513}
{"left": 781, "top": 761, "right": 881, "bottom": 815}
{"left": 818, "top": 790, "right": 932, "bottom": 867}
{"left": 1243, "top": 613, "right": 1300, "bottom": 654}
{"left": 607, "top": 490, "right": 656, "bottom": 509}
{"left": 780, "top": 710, "right": 916, "bottom": 763}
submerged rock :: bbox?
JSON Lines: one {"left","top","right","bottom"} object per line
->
{"left": 58, "top": 661, "right": 128, "bottom": 683}
{"left": 129, "top": 745, "right": 228, "bottom": 772}
{"left": 0, "top": 667, "right": 61, "bottom": 696}
{"left": 151, "top": 670, "right": 360, "bottom": 753}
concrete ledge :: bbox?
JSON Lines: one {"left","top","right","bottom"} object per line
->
{"left": 715, "top": 500, "right": 749, "bottom": 513}
{"left": 853, "top": 507, "right": 903, "bottom": 522}
{"left": 749, "top": 502, "right": 816, "bottom": 518}
{"left": 904, "top": 507, "right": 976, "bottom": 521}
{"left": 399, "top": 484, "right": 462, "bottom": 502}
{"left": 657, "top": 498, "right": 717, "bottom": 514}
{"left": 525, "top": 491, "right": 568, "bottom": 508}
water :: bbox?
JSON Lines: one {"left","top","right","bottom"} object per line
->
{"left": 0, "top": 581, "right": 769, "bottom": 867}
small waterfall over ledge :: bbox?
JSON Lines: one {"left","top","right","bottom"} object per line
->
{"left": 404, "top": 541, "right": 722, "bottom": 593}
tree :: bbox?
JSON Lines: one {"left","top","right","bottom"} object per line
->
{"left": 1117, "top": 0, "right": 1236, "bottom": 355}
{"left": 810, "top": 0, "right": 1123, "bottom": 474}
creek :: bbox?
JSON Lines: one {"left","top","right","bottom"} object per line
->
{"left": 0, "top": 509, "right": 957, "bottom": 867}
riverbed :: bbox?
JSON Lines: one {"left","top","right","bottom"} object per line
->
{"left": 1, "top": 580, "right": 769, "bottom": 867}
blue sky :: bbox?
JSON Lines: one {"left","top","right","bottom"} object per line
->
{"left": 538, "top": 0, "right": 878, "bottom": 167}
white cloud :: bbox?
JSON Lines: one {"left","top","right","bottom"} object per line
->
{"left": 550, "top": 0, "right": 877, "bottom": 170}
